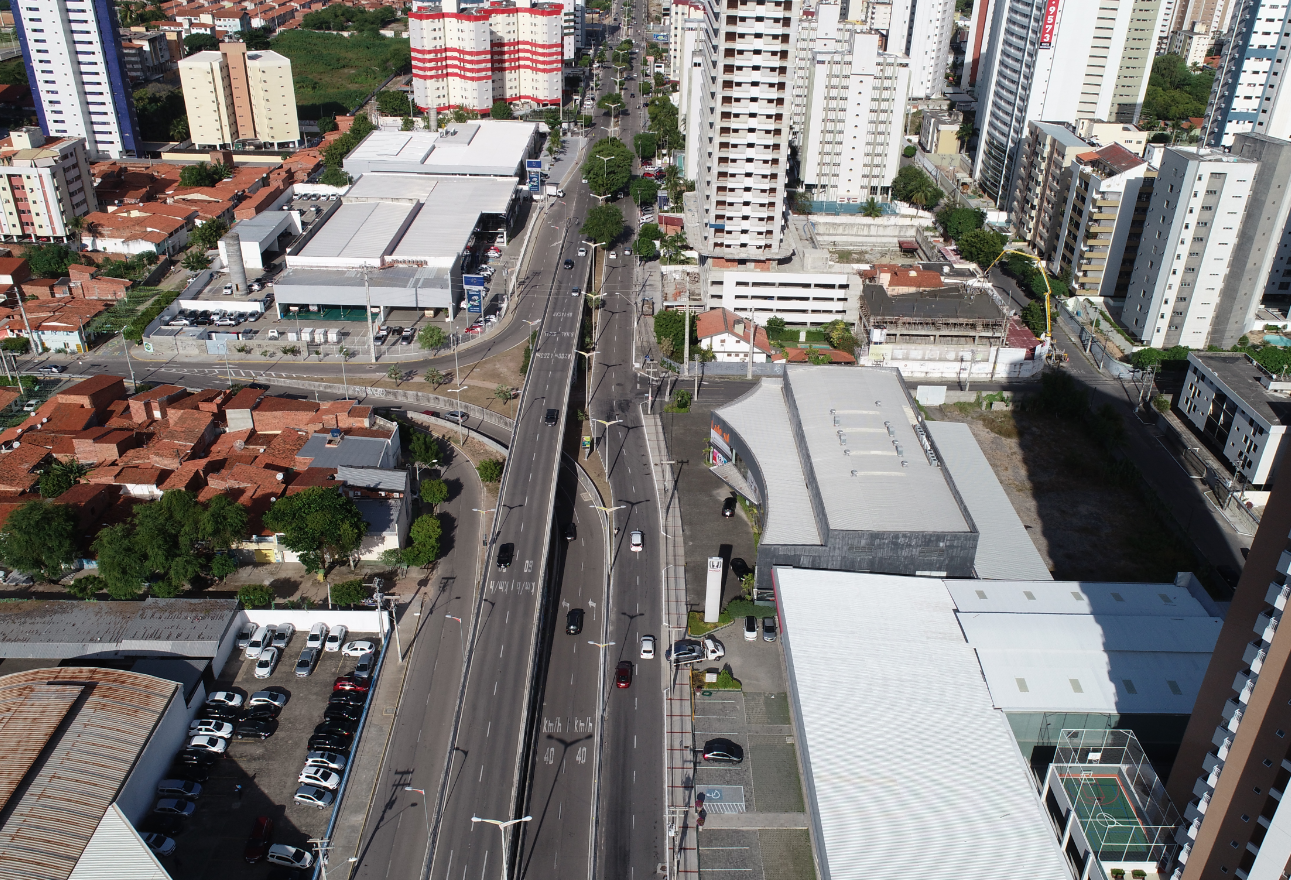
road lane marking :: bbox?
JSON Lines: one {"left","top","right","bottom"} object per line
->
{"left": 487, "top": 721, "right": 491, "bottom": 737}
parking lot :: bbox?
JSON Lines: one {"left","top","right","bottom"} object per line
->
{"left": 139, "top": 625, "right": 379, "bottom": 878}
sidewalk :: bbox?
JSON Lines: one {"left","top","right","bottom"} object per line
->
{"left": 640, "top": 408, "right": 700, "bottom": 880}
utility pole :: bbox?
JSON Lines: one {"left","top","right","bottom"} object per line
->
{"left": 308, "top": 838, "right": 331, "bottom": 880}
{"left": 746, "top": 308, "right": 756, "bottom": 380}
{"left": 363, "top": 269, "right": 377, "bottom": 364}
{"left": 681, "top": 305, "right": 689, "bottom": 377}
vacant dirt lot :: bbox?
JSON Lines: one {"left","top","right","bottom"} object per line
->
{"left": 934, "top": 405, "right": 1198, "bottom": 583}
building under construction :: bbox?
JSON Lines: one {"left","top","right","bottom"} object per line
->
{"left": 858, "top": 277, "right": 1008, "bottom": 348}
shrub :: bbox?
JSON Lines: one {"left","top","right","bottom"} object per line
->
{"left": 902, "top": 145, "right": 916, "bottom": 158}
{"left": 67, "top": 575, "right": 105, "bottom": 600}
{"left": 477, "top": 458, "right": 504, "bottom": 483}
{"left": 237, "top": 583, "right": 274, "bottom": 608}
{"left": 124, "top": 290, "right": 180, "bottom": 342}
{"left": 329, "top": 578, "right": 368, "bottom": 606}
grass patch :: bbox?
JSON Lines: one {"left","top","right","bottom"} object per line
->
{"left": 271, "top": 30, "right": 411, "bottom": 119}
{"left": 86, "top": 285, "right": 164, "bottom": 340}
{"left": 691, "top": 668, "right": 742, "bottom": 690}
{"left": 688, "top": 598, "right": 774, "bottom": 637}
{"left": 980, "top": 411, "right": 1019, "bottom": 439}
{"left": 123, "top": 288, "right": 179, "bottom": 342}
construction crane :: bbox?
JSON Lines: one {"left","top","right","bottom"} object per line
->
{"left": 983, "top": 247, "right": 1066, "bottom": 365}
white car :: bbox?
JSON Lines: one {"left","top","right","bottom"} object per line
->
{"left": 305, "top": 622, "right": 329, "bottom": 650}
{"left": 305, "top": 750, "right": 348, "bottom": 772}
{"left": 248, "top": 690, "right": 288, "bottom": 711}
{"left": 266, "top": 845, "right": 315, "bottom": 869}
{"left": 629, "top": 530, "right": 643, "bottom": 552}
{"left": 141, "top": 832, "right": 176, "bottom": 856}
{"left": 341, "top": 640, "right": 376, "bottom": 657}
{"left": 640, "top": 635, "right": 656, "bottom": 660}
{"left": 609, "top": 250, "right": 617, "bottom": 258}
{"left": 298, "top": 767, "right": 343, "bottom": 790}
{"left": 206, "top": 691, "right": 244, "bottom": 709}
{"left": 188, "top": 719, "right": 234, "bottom": 738}
{"left": 293, "top": 785, "right": 335, "bottom": 809}
{"left": 578, "top": 246, "right": 587, "bottom": 257}
{"left": 324, "top": 625, "right": 348, "bottom": 652}
{"left": 254, "top": 647, "right": 280, "bottom": 679}
{"left": 187, "top": 735, "right": 229, "bottom": 754}
{"left": 270, "top": 624, "right": 295, "bottom": 649}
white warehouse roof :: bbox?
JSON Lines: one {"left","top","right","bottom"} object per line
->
{"left": 776, "top": 567, "right": 1072, "bottom": 880}
{"left": 342, "top": 121, "right": 538, "bottom": 177}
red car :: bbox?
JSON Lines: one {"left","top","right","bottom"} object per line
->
{"left": 614, "top": 661, "right": 633, "bottom": 689}
{"left": 244, "top": 816, "right": 274, "bottom": 863}
{"left": 333, "top": 675, "right": 371, "bottom": 693}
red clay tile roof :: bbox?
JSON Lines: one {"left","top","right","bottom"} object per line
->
{"left": 693, "top": 307, "right": 773, "bottom": 354}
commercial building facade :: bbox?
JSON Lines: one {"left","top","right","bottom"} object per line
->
{"left": 12, "top": 0, "right": 141, "bottom": 159}
{"left": 408, "top": 0, "right": 562, "bottom": 114}
{"left": 1122, "top": 147, "right": 1255, "bottom": 348}
{"left": 0, "top": 127, "right": 97, "bottom": 242}
{"left": 179, "top": 43, "right": 300, "bottom": 150}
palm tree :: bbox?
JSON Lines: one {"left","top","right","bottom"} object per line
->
{"left": 425, "top": 367, "right": 446, "bottom": 387}
{"left": 956, "top": 120, "right": 974, "bottom": 151}
{"left": 862, "top": 198, "right": 882, "bottom": 218}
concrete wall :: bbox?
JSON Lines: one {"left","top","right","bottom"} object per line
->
{"left": 239, "top": 609, "right": 381, "bottom": 635}
{"left": 116, "top": 688, "right": 192, "bottom": 825}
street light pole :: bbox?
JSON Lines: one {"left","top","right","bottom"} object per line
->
{"left": 363, "top": 268, "right": 377, "bottom": 364}
{"left": 447, "top": 386, "right": 468, "bottom": 443}
{"left": 470, "top": 814, "right": 532, "bottom": 880}
{"left": 404, "top": 787, "right": 431, "bottom": 873}
{"left": 445, "top": 613, "right": 466, "bottom": 664}
{"left": 574, "top": 349, "right": 597, "bottom": 419}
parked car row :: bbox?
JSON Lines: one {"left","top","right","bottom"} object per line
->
{"left": 295, "top": 657, "right": 375, "bottom": 809}
{"left": 167, "top": 308, "right": 259, "bottom": 328}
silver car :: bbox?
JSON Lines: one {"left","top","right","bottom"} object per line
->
{"left": 254, "top": 647, "right": 280, "bottom": 679}
{"left": 295, "top": 647, "right": 320, "bottom": 677}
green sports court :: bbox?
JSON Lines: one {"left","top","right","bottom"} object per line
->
{"left": 1060, "top": 772, "right": 1155, "bottom": 862}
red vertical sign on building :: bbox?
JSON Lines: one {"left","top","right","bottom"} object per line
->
{"left": 1039, "top": 0, "right": 1060, "bottom": 48}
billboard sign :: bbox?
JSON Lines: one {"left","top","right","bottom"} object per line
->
{"left": 526, "top": 159, "right": 543, "bottom": 192}
{"left": 464, "top": 274, "right": 486, "bottom": 313}
{"left": 1039, "top": 0, "right": 1060, "bottom": 48}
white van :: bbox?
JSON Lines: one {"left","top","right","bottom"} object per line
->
{"left": 245, "top": 624, "right": 276, "bottom": 659}
{"left": 267, "top": 328, "right": 280, "bottom": 340}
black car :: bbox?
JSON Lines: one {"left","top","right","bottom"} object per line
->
{"left": 729, "top": 557, "right": 751, "bottom": 580}
{"left": 168, "top": 762, "right": 210, "bottom": 783}
{"left": 563, "top": 258, "right": 575, "bottom": 269}
{"left": 762, "top": 617, "right": 778, "bottom": 642}
{"left": 199, "top": 705, "right": 242, "bottom": 722}
{"left": 174, "top": 749, "right": 220, "bottom": 767}
{"left": 242, "top": 705, "right": 279, "bottom": 722}
{"left": 497, "top": 543, "right": 514, "bottom": 570}
{"left": 566, "top": 608, "right": 584, "bottom": 635}
{"left": 701, "top": 738, "right": 745, "bottom": 764}
{"left": 722, "top": 496, "right": 737, "bottom": 518}
{"left": 314, "top": 721, "right": 356, "bottom": 739}
{"left": 141, "top": 815, "right": 187, "bottom": 837}
{"left": 308, "top": 734, "right": 351, "bottom": 754}
{"left": 564, "top": 522, "right": 576, "bottom": 541}
{"left": 324, "top": 705, "right": 363, "bottom": 723}
{"left": 544, "top": 408, "right": 558, "bottom": 426}
{"left": 329, "top": 691, "right": 367, "bottom": 707}
{"left": 671, "top": 641, "right": 703, "bottom": 664}
{"left": 236, "top": 718, "right": 278, "bottom": 740}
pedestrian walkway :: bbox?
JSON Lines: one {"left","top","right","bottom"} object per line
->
{"left": 641, "top": 408, "right": 700, "bottom": 879}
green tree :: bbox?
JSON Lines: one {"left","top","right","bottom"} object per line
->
{"left": 243, "top": 27, "right": 273, "bottom": 50}
{"left": 659, "top": 231, "right": 692, "bottom": 265}
{"left": 181, "top": 249, "right": 212, "bottom": 272}
{"left": 1143, "top": 54, "right": 1215, "bottom": 123}
{"left": 1021, "top": 299, "right": 1051, "bottom": 337}
{"left": 184, "top": 33, "right": 218, "bottom": 54}
{"left": 210, "top": 553, "right": 239, "bottom": 581}
{"left": 902, "top": 145, "right": 916, "bottom": 158}
{"left": 956, "top": 227, "right": 1006, "bottom": 268}
{"left": 0, "top": 337, "right": 29, "bottom": 354}
{"left": 387, "top": 365, "right": 403, "bottom": 385}
{"left": 766, "top": 315, "right": 786, "bottom": 337}
{"left": 189, "top": 218, "right": 229, "bottom": 250}
{"left": 890, "top": 165, "right": 943, "bottom": 210}
{"left": 423, "top": 366, "right": 446, "bottom": 387}
{"left": 822, "top": 319, "right": 858, "bottom": 354}
{"left": 201, "top": 493, "right": 248, "bottom": 549}
{"left": 640, "top": 80, "right": 653, "bottom": 97}
{"left": 582, "top": 204, "right": 624, "bottom": 245}
{"left": 0, "top": 500, "right": 78, "bottom": 580}
{"left": 630, "top": 176, "right": 659, "bottom": 206}
{"left": 39, "top": 460, "right": 87, "bottom": 498}
{"left": 263, "top": 486, "right": 368, "bottom": 575}
{"left": 862, "top": 198, "right": 883, "bottom": 218}
{"left": 237, "top": 582, "right": 274, "bottom": 609}
{"left": 25, "top": 243, "right": 81, "bottom": 279}
{"left": 936, "top": 206, "right": 985, "bottom": 240}
{"left": 633, "top": 236, "right": 657, "bottom": 258}
{"left": 329, "top": 578, "right": 368, "bottom": 606}
{"left": 418, "top": 325, "right": 447, "bottom": 350}
{"left": 377, "top": 90, "right": 412, "bottom": 116}
{"left": 403, "top": 513, "right": 442, "bottom": 566}
{"left": 318, "top": 116, "right": 338, "bottom": 134}
{"left": 490, "top": 99, "right": 514, "bottom": 119}
{"left": 807, "top": 349, "right": 832, "bottom": 365}
{"left": 420, "top": 479, "right": 449, "bottom": 506}
{"left": 409, "top": 431, "right": 442, "bottom": 466}
{"left": 67, "top": 574, "right": 105, "bottom": 600}
{"left": 93, "top": 523, "right": 147, "bottom": 599}
{"left": 170, "top": 116, "right": 189, "bottom": 141}
{"left": 582, "top": 136, "right": 633, "bottom": 197}
{"left": 633, "top": 131, "right": 658, "bottom": 160}
{"left": 477, "top": 458, "right": 504, "bottom": 482}
{"left": 178, "top": 162, "right": 231, "bottom": 188}
{"left": 320, "top": 165, "right": 352, "bottom": 187}
{"left": 653, "top": 308, "right": 696, "bottom": 358}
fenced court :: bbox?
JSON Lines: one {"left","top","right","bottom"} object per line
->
{"left": 1060, "top": 771, "right": 1155, "bottom": 862}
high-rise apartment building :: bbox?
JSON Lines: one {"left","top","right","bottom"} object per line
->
{"left": 686, "top": 0, "right": 797, "bottom": 258}
{"left": 12, "top": 0, "right": 141, "bottom": 159}
{"left": 0, "top": 127, "right": 96, "bottom": 242}
{"left": 1165, "top": 477, "right": 1291, "bottom": 880}
{"left": 1209, "top": 134, "right": 1291, "bottom": 349}
{"left": 1168, "top": 0, "right": 1235, "bottom": 44}
{"left": 884, "top": 0, "right": 955, "bottom": 98}
{"left": 408, "top": 0, "right": 562, "bottom": 114}
{"left": 1203, "top": 0, "right": 1291, "bottom": 147}
{"left": 972, "top": 0, "right": 1164, "bottom": 202}
{"left": 1010, "top": 121, "right": 1091, "bottom": 261}
{"left": 1051, "top": 142, "right": 1153, "bottom": 298}
{"left": 179, "top": 43, "right": 300, "bottom": 150}
{"left": 791, "top": 2, "right": 911, "bottom": 202}
{"left": 1121, "top": 147, "right": 1255, "bottom": 348}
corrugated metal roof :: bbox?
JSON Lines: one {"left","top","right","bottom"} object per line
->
{"left": 715, "top": 380, "right": 822, "bottom": 545}
{"left": 0, "top": 599, "right": 238, "bottom": 659}
{"left": 784, "top": 367, "right": 969, "bottom": 533}
{"left": 298, "top": 201, "right": 414, "bottom": 262}
{"left": 297, "top": 434, "right": 391, "bottom": 469}
{"left": 925, "top": 421, "right": 1053, "bottom": 579}
{"left": 775, "top": 568, "right": 1071, "bottom": 880}
{"left": 390, "top": 177, "right": 519, "bottom": 262}
{"left": 343, "top": 121, "right": 536, "bottom": 177}
{"left": 0, "top": 684, "right": 81, "bottom": 810}
{"left": 67, "top": 804, "right": 169, "bottom": 880}
{"left": 345, "top": 172, "right": 440, "bottom": 202}
{"left": 943, "top": 579, "right": 1211, "bottom": 616}
{"left": 355, "top": 498, "right": 399, "bottom": 536}
{"left": 0, "top": 668, "right": 177, "bottom": 880}
{"left": 336, "top": 466, "right": 408, "bottom": 492}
